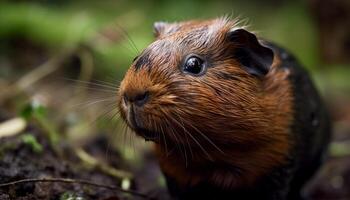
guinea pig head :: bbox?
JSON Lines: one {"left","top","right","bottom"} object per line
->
{"left": 118, "top": 18, "right": 289, "bottom": 159}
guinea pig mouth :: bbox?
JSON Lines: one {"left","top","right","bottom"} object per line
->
{"left": 134, "top": 128, "right": 159, "bottom": 142}
{"left": 124, "top": 105, "right": 159, "bottom": 142}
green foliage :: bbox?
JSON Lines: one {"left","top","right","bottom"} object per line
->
{"left": 21, "top": 133, "right": 43, "bottom": 153}
{"left": 20, "top": 100, "right": 60, "bottom": 145}
{"left": 60, "top": 192, "right": 85, "bottom": 200}
{"left": 20, "top": 100, "right": 47, "bottom": 120}
{"left": 0, "top": 3, "right": 96, "bottom": 48}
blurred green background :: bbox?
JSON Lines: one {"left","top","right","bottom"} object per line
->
{"left": 0, "top": 0, "right": 348, "bottom": 76}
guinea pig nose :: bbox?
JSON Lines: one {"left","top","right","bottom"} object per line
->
{"left": 124, "top": 91, "right": 149, "bottom": 107}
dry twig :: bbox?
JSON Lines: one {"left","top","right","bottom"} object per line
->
{"left": 0, "top": 177, "right": 155, "bottom": 200}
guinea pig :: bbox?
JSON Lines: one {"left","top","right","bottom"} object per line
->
{"left": 118, "top": 18, "right": 331, "bottom": 200}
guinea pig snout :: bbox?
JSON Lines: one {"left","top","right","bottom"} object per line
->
{"left": 121, "top": 89, "right": 149, "bottom": 130}
{"left": 123, "top": 90, "right": 149, "bottom": 107}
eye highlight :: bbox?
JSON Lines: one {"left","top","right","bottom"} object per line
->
{"left": 182, "top": 55, "right": 206, "bottom": 76}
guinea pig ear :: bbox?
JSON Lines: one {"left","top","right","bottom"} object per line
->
{"left": 228, "top": 28, "right": 274, "bottom": 77}
{"left": 153, "top": 21, "right": 180, "bottom": 38}
{"left": 153, "top": 21, "right": 168, "bottom": 38}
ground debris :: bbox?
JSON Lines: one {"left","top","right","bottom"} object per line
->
{"left": 0, "top": 121, "right": 136, "bottom": 200}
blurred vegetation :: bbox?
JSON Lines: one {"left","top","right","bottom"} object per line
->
{"left": 1, "top": 0, "right": 349, "bottom": 79}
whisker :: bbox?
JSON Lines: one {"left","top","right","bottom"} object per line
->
{"left": 170, "top": 116, "right": 190, "bottom": 167}
{"left": 176, "top": 114, "right": 193, "bottom": 159}
{"left": 130, "top": 127, "right": 136, "bottom": 158}
{"left": 73, "top": 85, "right": 118, "bottom": 93}
{"left": 185, "top": 120, "right": 225, "bottom": 155}
{"left": 183, "top": 126, "right": 212, "bottom": 161}
{"left": 128, "top": 126, "right": 136, "bottom": 159}
{"left": 159, "top": 121, "right": 169, "bottom": 157}
{"left": 62, "top": 78, "right": 119, "bottom": 90}
{"left": 113, "top": 23, "right": 140, "bottom": 54}
{"left": 121, "top": 122, "right": 128, "bottom": 157}
{"left": 71, "top": 97, "right": 116, "bottom": 108}
{"left": 104, "top": 109, "right": 121, "bottom": 162}
{"left": 150, "top": 118, "right": 160, "bottom": 145}
{"left": 169, "top": 114, "right": 213, "bottom": 161}
{"left": 92, "top": 79, "right": 119, "bottom": 88}
{"left": 82, "top": 102, "right": 120, "bottom": 128}
{"left": 163, "top": 117, "right": 188, "bottom": 167}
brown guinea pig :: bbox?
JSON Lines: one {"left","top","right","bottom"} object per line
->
{"left": 118, "top": 18, "right": 331, "bottom": 200}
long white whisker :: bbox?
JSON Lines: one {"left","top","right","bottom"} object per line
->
{"left": 104, "top": 109, "right": 121, "bottom": 162}
{"left": 169, "top": 114, "right": 213, "bottom": 161}
{"left": 185, "top": 120, "right": 225, "bottom": 155}
{"left": 73, "top": 85, "right": 118, "bottom": 93}
{"left": 92, "top": 79, "right": 119, "bottom": 88}
{"left": 72, "top": 98, "right": 116, "bottom": 108}
{"left": 63, "top": 78, "right": 119, "bottom": 90}
{"left": 159, "top": 121, "right": 169, "bottom": 157}
{"left": 175, "top": 114, "right": 194, "bottom": 159}
{"left": 163, "top": 117, "right": 188, "bottom": 166}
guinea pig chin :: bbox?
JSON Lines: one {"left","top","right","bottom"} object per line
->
{"left": 125, "top": 105, "right": 158, "bottom": 141}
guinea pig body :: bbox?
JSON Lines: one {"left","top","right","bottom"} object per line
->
{"left": 118, "top": 18, "right": 331, "bottom": 200}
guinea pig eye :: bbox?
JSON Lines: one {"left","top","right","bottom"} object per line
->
{"left": 183, "top": 55, "right": 205, "bottom": 75}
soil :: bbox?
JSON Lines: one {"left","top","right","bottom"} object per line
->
{"left": 0, "top": 104, "right": 350, "bottom": 200}
{"left": 0, "top": 111, "right": 151, "bottom": 200}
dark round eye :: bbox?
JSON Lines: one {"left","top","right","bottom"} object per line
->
{"left": 183, "top": 55, "right": 205, "bottom": 75}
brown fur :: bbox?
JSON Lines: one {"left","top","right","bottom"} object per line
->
{"left": 118, "top": 18, "right": 293, "bottom": 190}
